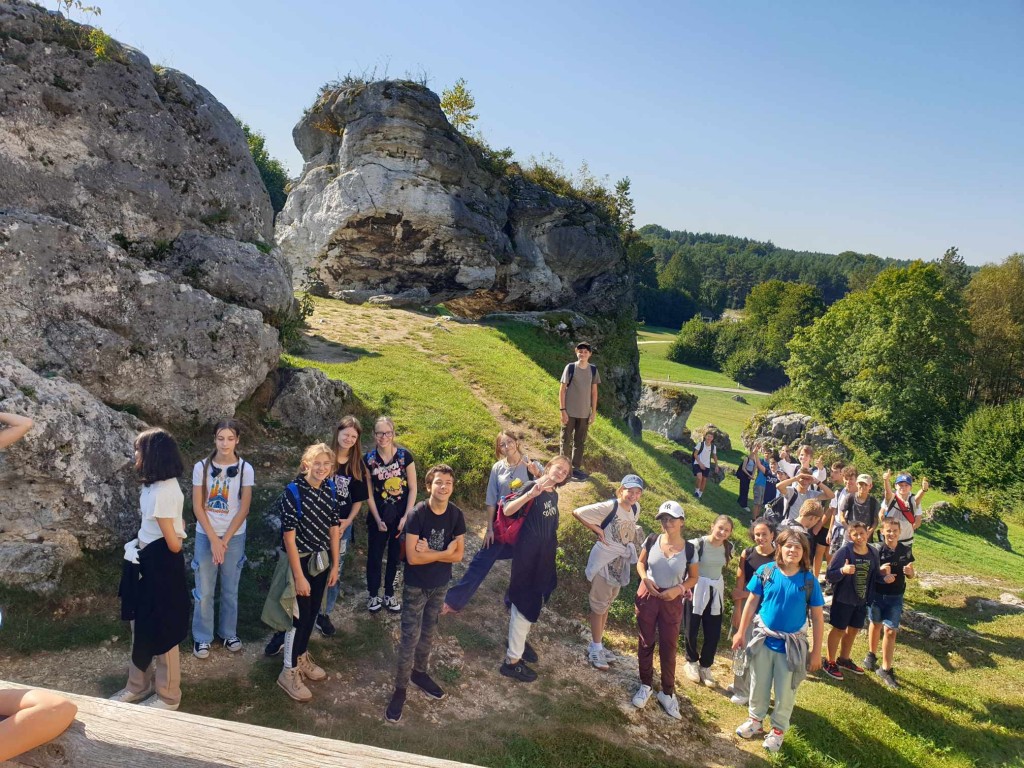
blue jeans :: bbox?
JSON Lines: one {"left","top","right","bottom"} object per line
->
{"left": 444, "top": 540, "right": 514, "bottom": 612}
{"left": 191, "top": 531, "right": 246, "bottom": 643}
{"left": 322, "top": 525, "right": 353, "bottom": 616}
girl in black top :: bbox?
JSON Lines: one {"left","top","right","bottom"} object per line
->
{"left": 499, "top": 455, "right": 572, "bottom": 683}
{"left": 729, "top": 517, "right": 776, "bottom": 705}
{"left": 275, "top": 443, "right": 341, "bottom": 702}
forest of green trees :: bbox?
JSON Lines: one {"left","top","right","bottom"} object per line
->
{"left": 631, "top": 224, "right": 910, "bottom": 327}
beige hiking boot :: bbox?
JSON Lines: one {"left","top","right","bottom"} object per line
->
{"left": 297, "top": 651, "right": 326, "bottom": 681}
{"left": 277, "top": 666, "right": 312, "bottom": 702}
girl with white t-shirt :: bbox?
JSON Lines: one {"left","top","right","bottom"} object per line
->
{"left": 110, "top": 428, "right": 189, "bottom": 711}
{"left": 190, "top": 419, "right": 254, "bottom": 658}
{"left": 683, "top": 515, "right": 735, "bottom": 687}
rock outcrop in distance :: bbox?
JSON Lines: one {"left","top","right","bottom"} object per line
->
{"left": 0, "top": 1, "right": 294, "bottom": 588}
{"left": 276, "top": 79, "right": 641, "bottom": 415}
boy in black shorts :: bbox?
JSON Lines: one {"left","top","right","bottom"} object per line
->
{"left": 864, "top": 519, "right": 915, "bottom": 688}
{"left": 822, "top": 521, "right": 879, "bottom": 680}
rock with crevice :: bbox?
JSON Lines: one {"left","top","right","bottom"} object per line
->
{"left": 0, "top": 0, "right": 273, "bottom": 244}
{"left": 275, "top": 80, "right": 633, "bottom": 320}
{"left": 0, "top": 353, "right": 144, "bottom": 591}
{"left": 692, "top": 424, "right": 732, "bottom": 452}
{"left": 743, "top": 410, "right": 850, "bottom": 458}
{"left": 0, "top": 211, "right": 281, "bottom": 424}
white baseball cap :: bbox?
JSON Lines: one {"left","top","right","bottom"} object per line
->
{"left": 656, "top": 500, "right": 686, "bottom": 520}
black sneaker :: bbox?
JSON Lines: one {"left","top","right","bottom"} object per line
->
{"left": 522, "top": 641, "right": 539, "bottom": 664}
{"left": 315, "top": 613, "right": 337, "bottom": 637}
{"left": 385, "top": 688, "right": 406, "bottom": 722}
{"left": 500, "top": 660, "right": 538, "bottom": 683}
{"left": 862, "top": 651, "right": 877, "bottom": 672}
{"left": 264, "top": 632, "right": 285, "bottom": 657}
{"left": 571, "top": 468, "right": 588, "bottom": 481}
{"left": 877, "top": 667, "right": 900, "bottom": 689}
{"left": 411, "top": 670, "right": 446, "bottom": 700}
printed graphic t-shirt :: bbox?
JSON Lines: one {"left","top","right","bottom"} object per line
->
{"left": 365, "top": 447, "right": 414, "bottom": 524}
{"left": 404, "top": 501, "right": 467, "bottom": 589}
{"left": 191, "top": 459, "right": 255, "bottom": 537}
{"left": 332, "top": 458, "right": 369, "bottom": 521}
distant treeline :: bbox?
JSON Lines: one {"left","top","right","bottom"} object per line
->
{"left": 631, "top": 224, "right": 909, "bottom": 327}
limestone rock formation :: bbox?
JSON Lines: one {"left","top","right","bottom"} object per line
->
{"left": 0, "top": 1, "right": 273, "bottom": 244}
{"left": 276, "top": 81, "right": 633, "bottom": 320}
{"left": 636, "top": 385, "right": 696, "bottom": 443}
{"left": 0, "top": 212, "right": 282, "bottom": 424}
{"left": 268, "top": 368, "right": 353, "bottom": 438}
{"left": 0, "top": 354, "right": 143, "bottom": 591}
{"left": 743, "top": 410, "right": 850, "bottom": 458}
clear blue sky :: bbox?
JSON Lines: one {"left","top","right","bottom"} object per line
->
{"left": 94, "top": 0, "right": 1022, "bottom": 265}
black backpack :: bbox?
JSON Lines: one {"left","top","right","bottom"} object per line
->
{"left": 566, "top": 362, "right": 597, "bottom": 387}
{"left": 764, "top": 489, "right": 798, "bottom": 526}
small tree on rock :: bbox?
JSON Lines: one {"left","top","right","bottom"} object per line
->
{"left": 440, "top": 78, "right": 478, "bottom": 134}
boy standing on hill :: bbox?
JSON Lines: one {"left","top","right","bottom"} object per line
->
{"left": 559, "top": 342, "right": 600, "bottom": 481}
{"left": 864, "top": 518, "right": 915, "bottom": 688}
{"left": 822, "top": 521, "right": 879, "bottom": 680}
{"left": 385, "top": 464, "right": 466, "bottom": 723}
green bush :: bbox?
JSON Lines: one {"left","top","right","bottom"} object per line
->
{"left": 952, "top": 398, "right": 1024, "bottom": 499}
{"left": 667, "top": 317, "right": 717, "bottom": 367}
{"left": 722, "top": 346, "right": 786, "bottom": 391}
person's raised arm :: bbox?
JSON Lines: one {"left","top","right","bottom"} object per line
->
{"left": 0, "top": 413, "right": 33, "bottom": 449}
{"left": 882, "top": 469, "right": 894, "bottom": 504}
{"left": 502, "top": 481, "right": 544, "bottom": 516}
{"left": 818, "top": 483, "right": 835, "bottom": 501}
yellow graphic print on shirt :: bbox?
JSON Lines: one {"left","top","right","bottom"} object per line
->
{"left": 207, "top": 473, "right": 230, "bottom": 515}
{"left": 383, "top": 475, "right": 405, "bottom": 500}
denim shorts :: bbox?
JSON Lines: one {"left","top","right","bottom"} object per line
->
{"left": 753, "top": 485, "right": 766, "bottom": 506}
{"left": 829, "top": 599, "right": 867, "bottom": 630}
{"left": 868, "top": 593, "right": 905, "bottom": 630}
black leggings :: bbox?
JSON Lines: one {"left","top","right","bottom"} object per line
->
{"left": 291, "top": 555, "right": 329, "bottom": 666}
{"left": 683, "top": 598, "right": 724, "bottom": 668}
{"left": 366, "top": 518, "right": 402, "bottom": 598}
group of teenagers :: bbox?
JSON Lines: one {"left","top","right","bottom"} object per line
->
{"left": 0, "top": 342, "right": 926, "bottom": 760}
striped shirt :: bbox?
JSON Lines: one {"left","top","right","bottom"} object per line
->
{"left": 279, "top": 475, "right": 341, "bottom": 553}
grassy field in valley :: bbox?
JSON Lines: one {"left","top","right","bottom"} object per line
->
{"left": 2, "top": 300, "right": 1022, "bottom": 768}
{"left": 638, "top": 325, "right": 760, "bottom": 391}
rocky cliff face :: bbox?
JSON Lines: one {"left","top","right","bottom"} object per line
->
{"left": 276, "top": 79, "right": 641, "bottom": 416}
{"left": 0, "top": 1, "right": 292, "bottom": 588}
{"left": 276, "top": 81, "right": 633, "bottom": 319}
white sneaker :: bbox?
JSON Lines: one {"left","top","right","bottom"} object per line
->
{"left": 600, "top": 647, "right": 618, "bottom": 664}
{"left": 140, "top": 694, "right": 179, "bottom": 711}
{"left": 730, "top": 693, "right": 749, "bottom": 705}
{"left": 695, "top": 490, "right": 702, "bottom": 499}
{"left": 109, "top": 687, "right": 151, "bottom": 704}
{"left": 700, "top": 666, "right": 717, "bottom": 687}
{"left": 384, "top": 594, "right": 401, "bottom": 613}
{"left": 736, "top": 716, "right": 765, "bottom": 739}
{"left": 683, "top": 661, "right": 700, "bottom": 683}
{"left": 763, "top": 727, "right": 785, "bottom": 753}
{"left": 656, "top": 691, "right": 682, "bottom": 720}
{"left": 632, "top": 684, "right": 653, "bottom": 709}
{"left": 367, "top": 595, "right": 383, "bottom": 613}
{"left": 588, "top": 647, "right": 610, "bottom": 671}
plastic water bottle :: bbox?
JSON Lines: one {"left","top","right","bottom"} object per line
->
{"left": 732, "top": 647, "right": 747, "bottom": 677}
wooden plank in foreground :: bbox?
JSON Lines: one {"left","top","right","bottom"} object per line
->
{"left": 1, "top": 681, "right": 481, "bottom": 768}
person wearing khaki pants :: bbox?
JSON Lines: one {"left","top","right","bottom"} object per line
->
{"left": 559, "top": 342, "right": 599, "bottom": 481}
{"left": 126, "top": 621, "right": 181, "bottom": 706}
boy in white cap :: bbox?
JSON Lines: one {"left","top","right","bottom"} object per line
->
{"left": 881, "top": 470, "right": 923, "bottom": 550}
{"left": 573, "top": 474, "right": 645, "bottom": 670}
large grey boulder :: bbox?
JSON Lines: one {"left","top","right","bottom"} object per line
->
{"left": 268, "top": 368, "right": 353, "bottom": 438}
{"left": 744, "top": 410, "right": 850, "bottom": 458}
{"left": 0, "top": 1, "right": 273, "bottom": 244}
{"left": 636, "top": 385, "right": 697, "bottom": 443}
{"left": 276, "top": 81, "right": 632, "bottom": 319}
{"left": 0, "top": 354, "right": 143, "bottom": 591}
{"left": 692, "top": 424, "right": 732, "bottom": 453}
{"left": 0, "top": 212, "right": 281, "bottom": 424}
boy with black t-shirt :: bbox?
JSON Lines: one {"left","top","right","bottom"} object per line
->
{"left": 823, "top": 522, "right": 879, "bottom": 681}
{"left": 385, "top": 465, "right": 466, "bottom": 723}
{"left": 864, "top": 519, "right": 915, "bottom": 688}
